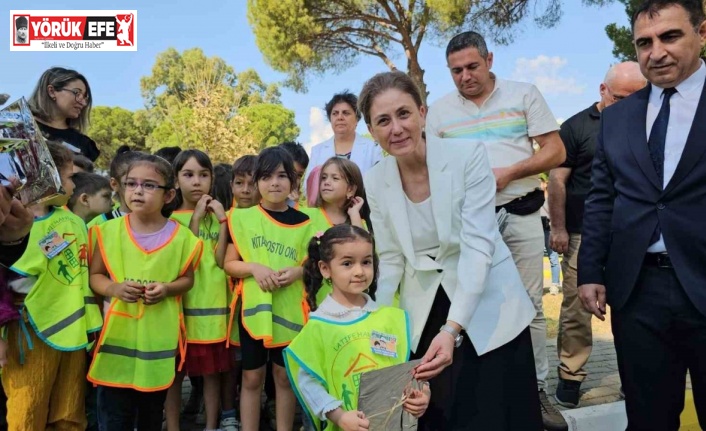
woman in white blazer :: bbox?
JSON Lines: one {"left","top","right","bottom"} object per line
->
{"left": 303, "top": 91, "right": 383, "bottom": 201}
{"left": 360, "top": 71, "right": 542, "bottom": 430}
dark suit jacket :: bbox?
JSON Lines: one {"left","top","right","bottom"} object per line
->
{"left": 578, "top": 71, "right": 706, "bottom": 314}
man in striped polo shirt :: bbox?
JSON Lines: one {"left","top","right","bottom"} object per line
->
{"left": 427, "top": 31, "right": 567, "bottom": 431}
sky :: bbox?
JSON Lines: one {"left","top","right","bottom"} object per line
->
{"left": 2, "top": 1, "right": 631, "bottom": 153}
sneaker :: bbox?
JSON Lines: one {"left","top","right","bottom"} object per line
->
{"left": 554, "top": 378, "right": 581, "bottom": 408}
{"left": 539, "top": 389, "right": 568, "bottom": 431}
{"left": 220, "top": 417, "right": 241, "bottom": 431}
{"left": 550, "top": 284, "right": 560, "bottom": 295}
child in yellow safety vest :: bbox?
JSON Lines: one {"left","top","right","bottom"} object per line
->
{"left": 87, "top": 154, "right": 203, "bottom": 430}
{"left": 305, "top": 157, "right": 373, "bottom": 233}
{"left": 224, "top": 146, "right": 316, "bottom": 431}
{"left": 285, "top": 225, "right": 430, "bottom": 431}
{"left": 164, "top": 150, "right": 230, "bottom": 431}
{"left": 1, "top": 142, "right": 103, "bottom": 431}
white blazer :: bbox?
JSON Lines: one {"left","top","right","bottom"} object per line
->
{"left": 364, "top": 136, "right": 534, "bottom": 355}
{"left": 304, "top": 134, "right": 383, "bottom": 198}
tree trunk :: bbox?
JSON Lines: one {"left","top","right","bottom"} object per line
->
{"left": 407, "top": 52, "right": 428, "bottom": 106}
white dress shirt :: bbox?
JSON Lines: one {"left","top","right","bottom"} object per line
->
{"left": 646, "top": 61, "right": 706, "bottom": 253}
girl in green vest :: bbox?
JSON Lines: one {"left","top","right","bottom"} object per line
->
{"left": 307, "top": 157, "right": 373, "bottom": 233}
{"left": 224, "top": 146, "right": 316, "bottom": 431}
{"left": 88, "top": 154, "right": 202, "bottom": 431}
{"left": 165, "top": 150, "right": 231, "bottom": 431}
{"left": 285, "top": 225, "right": 429, "bottom": 431}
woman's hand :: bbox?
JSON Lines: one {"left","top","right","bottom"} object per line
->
{"left": 403, "top": 383, "right": 430, "bottom": 417}
{"left": 414, "top": 331, "right": 455, "bottom": 380}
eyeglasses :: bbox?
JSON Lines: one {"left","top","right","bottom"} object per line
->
{"left": 58, "top": 88, "right": 90, "bottom": 103}
{"left": 122, "top": 180, "right": 168, "bottom": 193}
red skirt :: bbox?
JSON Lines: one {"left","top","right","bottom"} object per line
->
{"left": 184, "top": 342, "right": 231, "bottom": 376}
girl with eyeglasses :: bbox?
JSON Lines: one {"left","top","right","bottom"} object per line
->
{"left": 88, "top": 155, "right": 203, "bottom": 430}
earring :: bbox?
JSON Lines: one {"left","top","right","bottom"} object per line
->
{"left": 52, "top": 97, "right": 56, "bottom": 101}
{"left": 325, "top": 278, "right": 332, "bottom": 286}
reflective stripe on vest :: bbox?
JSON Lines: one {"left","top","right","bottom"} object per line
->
{"left": 284, "top": 307, "right": 410, "bottom": 431}
{"left": 171, "top": 211, "right": 228, "bottom": 343}
{"left": 10, "top": 207, "right": 103, "bottom": 351}
{"left": 87, "top": 216, "right": 202, "bottom": 391}
{"left": 228, "top": 206, "right": 315, "bottom": 347}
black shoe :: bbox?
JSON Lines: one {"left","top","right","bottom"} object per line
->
{"left": 555, "top": 378, "right": 582, "bottom": 408}
{"left": 539, "top": 389, "right": 568, "bottom": 431}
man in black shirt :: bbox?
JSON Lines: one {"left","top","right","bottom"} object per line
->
{"left": 548, "top": 62, "right": 646, "bottom": 408}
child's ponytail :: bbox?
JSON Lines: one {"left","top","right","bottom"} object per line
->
{"left": 303, "top": 235, "right": 324, "bottom": 311}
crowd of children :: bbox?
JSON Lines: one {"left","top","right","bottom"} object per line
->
{"left": 0, "top": 139, "right": 430, "bottom": 431}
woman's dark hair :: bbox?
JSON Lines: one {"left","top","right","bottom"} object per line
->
{"left": 28, "top": 67, "right": 93, "bottom": 132}
{"left": 303, "top": 224, "right": 378, "bottom": 311}
{"left": 253, "top": 147, "right": 298, "bottom": 194}
{"left": 358, "top": 71, "right": 424, "bottom": 126}
{"left": 213, "top": 163, "right": 234, "bottom": 210}
{"left": 325, "top": 91, "right": 362, "bottom": 122}
{"left": 125, "top": 154, "right": 176, "bottom": 218}
{"left": 171, "top": 149, "right": 214, "bottom": 210}
{"left": 316, "top": 157, "right": 373, "bottom": 234}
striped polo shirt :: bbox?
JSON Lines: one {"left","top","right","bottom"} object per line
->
{"left": 427, "top": 78, "right": 559, "bottom": 205}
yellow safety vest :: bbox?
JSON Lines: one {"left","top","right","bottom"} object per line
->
{"left": 171, "top": 211, "right": 228, "bottom": 344}
{"left": 228, "top": 205, "right": 315, "bottom": 347}
{"left": 284, "top": 307, "right": 410, "bottom": 431}
{"left": 226, "top": 208, "right": 241, "bottom": 347}
{"left": 87, "top": 216, "right": 203, "bottom": 392}
{"left": 10, "top": 207, "right": 103, "bottom": 351}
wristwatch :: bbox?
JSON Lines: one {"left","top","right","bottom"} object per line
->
{"left": 440, "top": 324, "right": 463, "bottom": 348}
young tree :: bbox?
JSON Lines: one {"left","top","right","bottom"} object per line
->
{"left": 248, "top": 0, "right": 576, "bottom": 102}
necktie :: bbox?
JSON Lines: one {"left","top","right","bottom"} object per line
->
{"left": 648, "top": 87, "right": 676, "bottom": 245}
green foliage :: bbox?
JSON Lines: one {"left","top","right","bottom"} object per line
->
{"left": 88, "top": 106, "right": 149, "bottom": 169}
{"left": 139, "top": 47, "right": 299, "bottom": 162}
{"left": 247, "top": 0, "right": 570, "bottom": 100}
{"left": 239, "top": 103, "right": 300, "bottom": 149}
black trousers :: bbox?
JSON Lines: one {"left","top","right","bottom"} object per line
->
{"left": 97, "top": 386, "right": 168, "bottom": 431}
{"left": 411, "top": 288, "right": 542, "bottom": 431}
{"left": 613, "top": 264, "right": 706, "bottom": 431}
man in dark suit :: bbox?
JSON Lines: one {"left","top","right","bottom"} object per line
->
{"left": 578, "top": 0, "right": 706, "bottom": 429}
